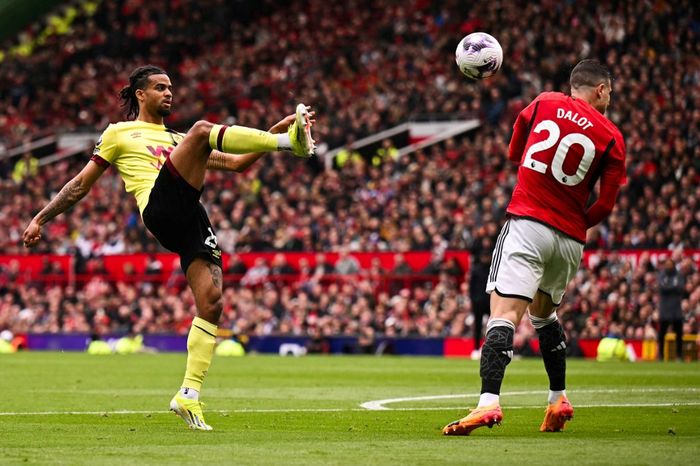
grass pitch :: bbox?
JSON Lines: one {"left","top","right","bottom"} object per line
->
{"left": 0, "top": 353, "right": 698, "bottom": 465}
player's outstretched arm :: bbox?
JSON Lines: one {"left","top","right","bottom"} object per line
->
{"left": 206, "top": 111, "right": 315, "bottom": 172}
{"left": 23, "top": 160, "right": 107, "bottom": 248}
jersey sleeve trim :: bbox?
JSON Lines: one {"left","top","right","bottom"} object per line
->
{"left": 90, "top": 154, "right": 111, "bottom": 167}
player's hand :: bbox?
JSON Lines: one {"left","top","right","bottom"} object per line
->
{"left": 22, "top": 220, "right": 42, "bottom": 248}
{"left": 268, "top": 108, "right": 316, "bottom": 134}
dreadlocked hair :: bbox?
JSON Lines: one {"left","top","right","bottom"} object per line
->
{"left": 118, "top": 65, "right": 167, "bottom": 120}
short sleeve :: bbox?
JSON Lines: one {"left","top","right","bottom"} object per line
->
{"left": 91, "top": 124, "right": 119, "bottom": 166}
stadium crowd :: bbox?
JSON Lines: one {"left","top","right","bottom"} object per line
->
{"left": 1, "top": 0, "right": 699, "bottom": 348}
{"left": 1, "top": 249, "right": 699, "bottom": 351}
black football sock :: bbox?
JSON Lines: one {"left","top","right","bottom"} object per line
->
{"left": 479, "top": 318, "right": 515, "bottom": 395}
{"left": 533, "top": 316, "right": 567, "bottom": 391}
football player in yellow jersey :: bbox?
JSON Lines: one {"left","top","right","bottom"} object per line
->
{"left": 22, "top": 65, "right": 316, "bottom": 430}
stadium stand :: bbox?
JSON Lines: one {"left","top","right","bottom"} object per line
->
{"left": 0, "top": 0, "right": 698, "bottom": 355}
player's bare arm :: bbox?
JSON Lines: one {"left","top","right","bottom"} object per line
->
{"left": 206, "top": 111, "right": 315, "bottom": 172}
{"left": 22, "top": 160, "right": 107, "bottom": 247}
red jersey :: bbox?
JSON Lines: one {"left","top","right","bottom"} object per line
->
{"left": 506, "top": 92, "right": 626, "bottom": 243}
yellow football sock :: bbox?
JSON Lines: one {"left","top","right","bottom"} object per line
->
{"left": 182, "top": 316, "right": 218, "bottom": 392}
{"left": 209, "top": 124, "right": 278, "bottom": 154}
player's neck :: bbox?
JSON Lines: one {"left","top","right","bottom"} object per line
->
{"left": 571, "top": 91, "right": 603, "bottom": 114}
{"left": 136, "top": 112, "right": 164, "bottom": 125}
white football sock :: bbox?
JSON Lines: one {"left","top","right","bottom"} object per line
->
{"left": 277, "top": 134, "right": 292, "bottom": 151}
{"left": 478, "top": 392, "right": 500, "bottom": 408}
{"left": 180, "top": 387, "right": 200, "bottom": 400}
{"left": 548, "top": 389, "right": 566, "bottom": 404}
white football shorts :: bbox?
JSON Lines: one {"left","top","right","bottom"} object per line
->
{"left": 485, "top": 217, "right": 584, "bottom": 305}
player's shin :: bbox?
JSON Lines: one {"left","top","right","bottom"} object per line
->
{"left": 478, "top": 318, "right": 515, "bottom": 407}
{"left": 530, "top": 312, "right": 567, "bottom": 402}
{"left": 209, "top": 124, "right": 282, "bottom": 154}
{"left": 181, "top": 316, "right": 218, "bottom": 395}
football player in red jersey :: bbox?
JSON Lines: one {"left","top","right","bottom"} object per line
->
{"left": 444, "top": 59, "right": 626, "bottom": 435}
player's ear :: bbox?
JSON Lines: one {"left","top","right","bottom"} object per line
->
{"left": 135, "top": 88, "right": 146, "bottom": 103}
{"left": 595, "top": 82, "right": 607, "bottom": 98}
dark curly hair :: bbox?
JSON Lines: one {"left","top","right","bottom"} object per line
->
{"left": 118, "top": 65, "right": 167, "bottom": 120}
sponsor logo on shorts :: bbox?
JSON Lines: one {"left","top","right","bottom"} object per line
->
{"left": 204, "top": 227, "right": 218, "bottom": 249}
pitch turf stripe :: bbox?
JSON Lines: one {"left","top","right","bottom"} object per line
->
{"left": 2, "top": 388, "right": 698, "bottom": 416}
{"left": 1, "top": 402, "right": 700, "bottom": 417}
{"left": 0, "top": 408, "right": 348, "bottom": 416}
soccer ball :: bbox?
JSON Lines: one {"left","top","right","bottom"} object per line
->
{"left": 455, "top": 32, "right": 503, "bottom": 80}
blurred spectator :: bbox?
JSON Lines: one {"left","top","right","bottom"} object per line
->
{"left": 240, "top": 257, "right": 269, "bottom": 286}
{"left": 270, "top": 253, "right": 296, "bottom": 276}
{"left": 358, "top": 327, "right": 376, "bottom": 354}
{"left": 12, "top": 151, "right": 38, "bottom": 183}
{"left": 334, "top": 248, "right": 361, "bottom": 275}
{"left": 421, "top": 234, "right": 449, "bottom": 274}
{"left": 227, "top": 254, "right": 248, "bottom": 275}
{"left": 145, "top": 254, "right": 163, "bottom": 276}
{"left": 657, "top": 256, "right": 686, "bottom": 361}
{"left": 372, "top": 139, "right": 399, "bottom": 167}
{"left": 391, "top": 253, "right": 414, "bottom": 275}
{"left": 469, "top": 249, "right": 491, "bottom": 357}
{"left": 313, "top": 253, "right": 334, "bottom": 276}
{"left": 306, "top": 326, "right": 330, "bottom": 354}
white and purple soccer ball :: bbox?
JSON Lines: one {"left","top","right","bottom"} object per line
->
{"left": 455, "top": 32, "right": 503, "bottom": 80}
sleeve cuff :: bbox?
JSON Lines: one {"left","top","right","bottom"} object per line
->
{"left": 90, "top": 154, "right": 110, "bottom": 168}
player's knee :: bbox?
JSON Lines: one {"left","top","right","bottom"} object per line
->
{"left": 205, "top": 289, "right": 223, "bottom": 314}
{"left": 189, "top": 120, "right": 214, "bottom": 142}
{"left": 537, "top": 319, "right": 566, "bottom": 351}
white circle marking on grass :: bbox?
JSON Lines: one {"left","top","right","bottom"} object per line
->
{"left": 1, "top": 388, "right": 698, "bottom": 416}
{"left": 359, "top": 387, "right": 700, "bottom": 410}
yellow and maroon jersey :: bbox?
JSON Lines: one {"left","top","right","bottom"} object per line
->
{"left": 91, "top": 121, "right": 184, "bottom": 213}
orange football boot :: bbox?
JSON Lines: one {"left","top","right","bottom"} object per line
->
{"left": 540, "top": 395, "right": 574, "bottom": 432}
{"left": 442, "top": 403, "right": 503, "bottom": 436}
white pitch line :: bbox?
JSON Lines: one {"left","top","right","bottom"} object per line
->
{"left": 1, "top": 400, "right": 700, "bottom": 417}
{"left": 1, "top": 387, "right": 698, "bottom": 417}
{"left": 0, "top": 408, "right": 350, "bottom": 416}
{"left": 379, "top": 402, "right": 700, "bottom": 411}
{"left": 359, "top": 387, "right": 700, "bottom": 410}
